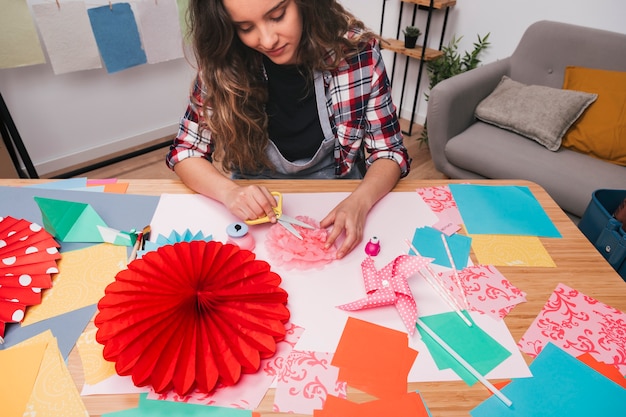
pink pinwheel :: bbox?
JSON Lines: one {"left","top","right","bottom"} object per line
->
{"left": 337, "top": 255, "right": 433, "bottom": 335}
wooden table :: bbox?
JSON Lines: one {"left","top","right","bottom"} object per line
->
{"left": 2, "top": 178, "right": 624, "bottom": 417}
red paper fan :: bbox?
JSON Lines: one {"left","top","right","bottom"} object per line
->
{"left": 95, "top": 240, "right": 290, "bottom": 395}
{"left": 0, "top": 216, "right": 60, "bottom": 339}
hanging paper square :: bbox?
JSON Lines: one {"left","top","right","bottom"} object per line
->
{"left": 87, "top": 3, "right": 147, "bottom": 73}
{"left": 135, "top": 0, "right": 184, "bottom": 64}
{"left": 0, "top": 0, "right": 46, "bottom": 69}
{"left": 31, "top": 2, "right": 102, "bottom": 74}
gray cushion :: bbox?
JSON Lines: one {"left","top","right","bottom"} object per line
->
{"left": 475, "top": 76, "right": 597, "bottom": 151}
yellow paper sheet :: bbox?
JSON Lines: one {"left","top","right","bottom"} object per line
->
{"left": 0, "top": 0, "right": 46, "bottom": 68}
{"left": 0, "top": 340, "right": 47, "bottom": 417}
{"left": 470, "top": 234, "right": 556, "bottom": 267}
{"left": 76, "top": 327, "right": 116, "bottom": 384}
{"left": 16, "top": 330, "right": 88, "bottom": 417}
{"left": 22, "top": 243, "right": 127, "bottom": 326}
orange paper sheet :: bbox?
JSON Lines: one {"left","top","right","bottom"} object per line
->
{"left": 331, "top": 317, "right": 418, "bottom": 400}
{"left": 316, "top": 392, "right": 429, "bottom": 417}
{"left": 0, "top": 341, "right": 47, "bottom": 417}
{"left": 577, "top": 352, "right": 626, "bottom": 389}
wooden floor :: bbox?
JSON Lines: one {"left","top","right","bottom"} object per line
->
{"left": 72, "top": 122, "right": 445, "bottom": 181}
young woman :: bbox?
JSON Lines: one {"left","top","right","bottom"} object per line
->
{"left": 167, "top": 0, "right": 411, "bottom": 259}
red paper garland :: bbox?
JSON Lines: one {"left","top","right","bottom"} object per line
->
{"left": 0, "top": 216, "right": 60, "bottom": 339}
{"left": 95, "top": 240, "right": 290, "bottom": 395}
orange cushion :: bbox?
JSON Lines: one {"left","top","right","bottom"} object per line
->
{"left": 562, "top": 66, "right": 626, "bottom": 166}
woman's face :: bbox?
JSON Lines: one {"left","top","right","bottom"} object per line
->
{"left": 223, "top": 0, "right": 303, "bottom": 65}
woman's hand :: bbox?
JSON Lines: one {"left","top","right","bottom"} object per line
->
{"left": 223, "top": 185, "right": 278, "bottom": 223}
{"left": 320, "top": 158, "right": 402, "bottom": 259}
{"left": 320, "top": 194, "right": 369, "bottom": 259}
{"left": 174, "top": 158, "right": 278, "bottom": 223}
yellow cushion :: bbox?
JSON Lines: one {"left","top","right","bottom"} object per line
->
{"left": 562, "top": 66, "right": 626, "bottom": 166}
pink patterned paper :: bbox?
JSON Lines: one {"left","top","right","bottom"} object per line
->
{"left": 438, "top": 264, "right": 527, "bottom": 320}
{"left": 519, "top": 283, "right": 626, "bottom": 375}
{"left": 147, "top": 322, "right": 304, "bottom": 409}
{"left": 273, "top": 351, "right": 347, "bottom": 414}
{"left": 416, "top": 185, "right": 464, "bottom": 232}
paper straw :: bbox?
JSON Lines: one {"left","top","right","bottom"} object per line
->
{"left": 416, "top": 318, "right": 513, "bottom": 407}
{"left": 440, "top": 234, "right": 471, "bottom": 310}
{"left": 405, "top": 239, "right": 472, "bottom": 327}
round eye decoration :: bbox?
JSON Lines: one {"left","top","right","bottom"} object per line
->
{"left": 95, "top": 240, "right": 290, "bottom": 395}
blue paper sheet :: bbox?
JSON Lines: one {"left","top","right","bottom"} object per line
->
{"left": 449, "top": 184, "right": 561, "bottom": 238}
{"left": 411, "top": 226, "right": 472, "bottom": 269}
{"left": 0, "top": 304, "right": 97, "bottom": 360}
{"left": 0, "top": 186, "right": 160, "bottom": 253}
{"left": 88, "top": 3, "right": 147, "bottom": 73}
{"left": 470, "top": 343, "right": 626, "bottom": 416}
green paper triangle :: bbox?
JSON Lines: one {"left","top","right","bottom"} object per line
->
{"left": 34, "top": 196, "right": 108, "bottom": 242}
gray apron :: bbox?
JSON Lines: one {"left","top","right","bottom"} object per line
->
{"left": 232, "top": 71, "right": 363, "bottom": 180}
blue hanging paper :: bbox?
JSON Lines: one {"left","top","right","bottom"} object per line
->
{"left": 88, "top": 3, "right": 147, "bottom": 73}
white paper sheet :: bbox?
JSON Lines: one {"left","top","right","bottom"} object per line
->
{"left": 31, "top": 2, "right": 102, "bottom": 74}
{"left": 148, "top": 191, "right": 532, "bottom": 382}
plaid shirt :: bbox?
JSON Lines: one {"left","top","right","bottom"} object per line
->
{"left": 167, "top": 35, "right": 410, "bottom": 177}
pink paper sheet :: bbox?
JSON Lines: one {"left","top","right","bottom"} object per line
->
{"left": 438, "top": 264, "right": 527, "bottom": 320}
{"left": 518, "top": 283, "right": 626, "bottom": 374}
{"left": 273, "top": 351, "right": 346, "bottom": 414}
{"left": 417, "top": 185, "right": 463, "bottom": 234}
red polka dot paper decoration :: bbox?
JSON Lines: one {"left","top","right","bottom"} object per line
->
{"left": 95, "top": 240, "right": 290, "bottom": 395}
{"left": 0, "top": 216, "right": 60, "bottom": 340}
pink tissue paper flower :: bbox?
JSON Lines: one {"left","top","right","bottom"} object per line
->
{"left": 265, "top": 216, "right": 336, "bottom": 270}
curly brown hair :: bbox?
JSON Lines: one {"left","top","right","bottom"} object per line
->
{"left": 187, "top": 0, "right": 377, "bottom": 174}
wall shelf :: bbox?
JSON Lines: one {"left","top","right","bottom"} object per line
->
{"left": 380, "top": 0, "right": 454, "bottom": 135}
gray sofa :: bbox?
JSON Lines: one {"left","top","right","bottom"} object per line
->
{"left": 427, "top": 20, "right": 626, "bottom": 221}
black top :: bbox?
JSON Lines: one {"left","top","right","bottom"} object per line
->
{"left": 264, "top": 56, "right": 324, "bottom": 162}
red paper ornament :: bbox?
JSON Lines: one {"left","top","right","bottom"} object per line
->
{"left": 0, "top": 216, "right": 60, "bottom": 339}
{"left": 95, "top": 240, "right": 290, "bottom": 395}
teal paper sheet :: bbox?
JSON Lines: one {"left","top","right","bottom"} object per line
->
{"left": 417, "top": 311, "right": 512, "bottom": 385}
{"left": 470, "top": 343, "right": 626, "bottom": 416}
{"left": 449, "top": 184, "right": 562, "bottom": 238}
{"left": 103, "top": 393, "right": 255, "bottom": 416}
{"left": 410, "top": 226, "right": 472, "bottom": 269}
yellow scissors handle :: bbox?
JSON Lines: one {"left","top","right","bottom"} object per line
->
{"left": 244, "top": 191, "right": 282, "bottom": 225}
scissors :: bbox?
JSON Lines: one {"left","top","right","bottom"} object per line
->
{"left": 245, "top": 192, "right": 314, "bottom": 239}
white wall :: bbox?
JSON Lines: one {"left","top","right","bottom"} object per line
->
{"left": 342, "top": 0, "right": 626, "bottom": 124}
{"left": 1, "top": 0, "right": 625, "bottom": 176}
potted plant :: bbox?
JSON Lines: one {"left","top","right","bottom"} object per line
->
{"left": 419, "top": 33, "right": 490, "bottom": 146}
{"left": 403, "top": 26, "right": 422, "bottom": 49}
